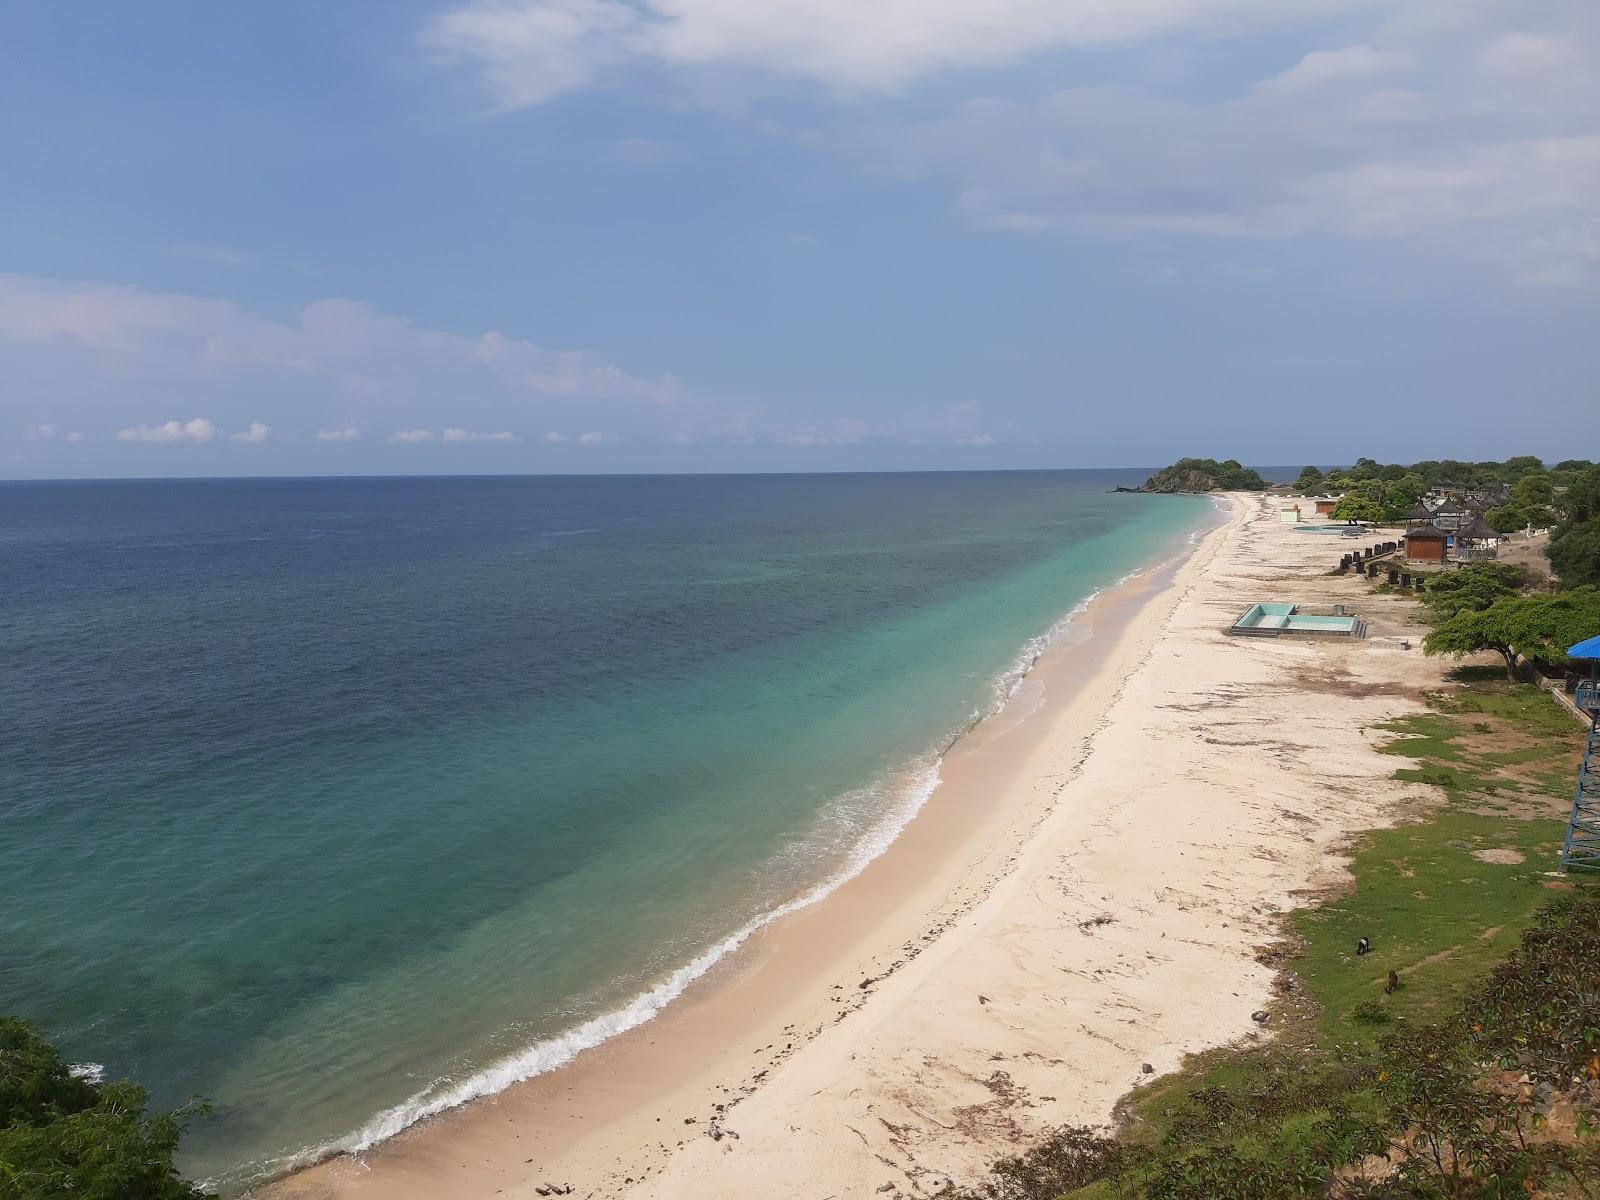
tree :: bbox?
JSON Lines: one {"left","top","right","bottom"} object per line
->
{"left": 1379, "top": 474, "right": 1425, "bottom": 522}
{"left": 1419, "top": 561, "right": 1530, "bottom": 622}
{"left": 1501, "top": 455, "right": 1546, "bottom": 480}
{"left": 1555, "top": 464, "right": 1600, "bottom": 524}
{"left": 1549, "top": 519, "right": 1600, "bottom": 589}
{"left": 1294, "top": 465, "right": 1323, "bottom": 491}
{"left": 1424, "top": 587, "right": 1600, "bottom": 680}
{"left": 0, "top": 1018, "right": 212, "bottom": 1200}
{"left": 1485, "top": 503, "right": 1530, "bottom": 534}
{"left": 1329, "top": 495, "right": 1382, "bottom": 524}
{"left": 1547, "top": 464, "right": 1600, "bottom": 589}
{"left": 1511, "top": 474, "right": 1554, "bottom": 507}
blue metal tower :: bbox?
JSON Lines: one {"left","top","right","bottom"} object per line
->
{"left": 1560, "top": 635, "right": 1600, "bottom": 873}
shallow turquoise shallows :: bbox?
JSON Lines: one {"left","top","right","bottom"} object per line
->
{"left": 0, "top": 472, "right": 1210, "bottom": 1190}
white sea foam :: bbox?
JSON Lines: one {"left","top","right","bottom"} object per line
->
{"left": 68, "top": 1062, "right": 106, "bottom": 1084}
{"left": 271, "top": 760, "right": 944, "bottom": 1178}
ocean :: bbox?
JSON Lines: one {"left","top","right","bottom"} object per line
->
{"left": 0, "top": 471, "right": 1209, "bottom": 1189}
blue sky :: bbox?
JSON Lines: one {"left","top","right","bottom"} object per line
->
{"left": 2, "top": 1, "right": 1596, "bottom": 478}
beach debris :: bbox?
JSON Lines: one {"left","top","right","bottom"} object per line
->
{"left": 1386, "top": 969, "right": 1400, "bottom": 994}
{"left": 1077, "top": 913, "right": 1116, "bottom": 933}
{"left": 1141, "top": 1063, "right": 1155, "bottom": 1074}
{"left": 977, "top": 994, "right": 991, "bottom": 1005}
{"left": 1356, "top": 936, "right": 1372, "bottom": 956}
{"left": 1250, "top": 1010, "right": 1269, "bottom": 1023}
{"left": 877, "top": 1184, "right": 897, "bottom": 1194}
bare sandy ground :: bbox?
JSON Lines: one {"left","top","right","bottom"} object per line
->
{"left": 264, "top": 493, "right": 1443, "bottom": 1200}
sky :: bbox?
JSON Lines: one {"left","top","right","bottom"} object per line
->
{"left": 2, "top": 0, "right": 1596, "bottom": 479}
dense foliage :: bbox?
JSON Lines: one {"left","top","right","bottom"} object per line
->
{"left": 1296, "top": 457, "right": 1600, "bottom": 585}
{"left": 1328, "top": 495, "right": 1383, "bottom": 525}
{"left": 0, "top": 1018, "right": 211, "bottom": 1200}
{"left": 935, "top": 891, "right": 1600, "bottom": 1200}
{"left": 1423, "top": 586, "right": 1600, "bottom": 679}
{"left": 1548, "top": 464, "right": 1600, "bottom": 589}
{"left": 1296, "top": 457, "right": 1592, "bottom": 496}
{"left": 1140, "top": 459, "right": 1268, "bottom": 493}
{"left": 1416, "top": 563, "right": 1531, "bottom": 623}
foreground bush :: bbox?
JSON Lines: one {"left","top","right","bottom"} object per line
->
{"left": 0, "top": 1018, "right": 212, "bottom": 1200}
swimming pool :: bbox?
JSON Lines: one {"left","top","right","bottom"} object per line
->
{"left": 1230, "top": 603, "right": 1364, "bottom": 637}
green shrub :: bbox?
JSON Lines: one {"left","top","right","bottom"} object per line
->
{"left": 0, "top": 1018, "right": 212, "bottom": 1200}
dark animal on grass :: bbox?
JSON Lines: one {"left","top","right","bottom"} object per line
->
{"left": 1356, "top": 937, "right": 1371, "bottom": 956}
{"left": 1385, "top": 969, "right": 1399, "bottom": 994}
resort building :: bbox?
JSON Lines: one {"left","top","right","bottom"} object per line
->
{"left": 1403, "top": 523, "right": 1449, "bottom": 564}
{"left": 1452, "top": 515, "right": 1502, "bottom": 561}
{"left": 1428, "top": 498, "right": 1473, "bottom": 531}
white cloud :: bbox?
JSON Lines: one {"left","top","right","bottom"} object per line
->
{"left": 577, "top": 430, "right": 617, "bottom": 444}
{"left": 65, "top": 432, "right": 83, "bottom": 444}
{"left": 390, "top": 429, "right": 436, "bottom": 444}
{"left": 0, "top": 276, "right": 692, "bottom": 453}
{"left": 315, "top": 424, "right": 363, "bottom": 442}
{"left": 542, "top": 431, "right": 570, "bottom": 443}
{"left": 867, "top": 0, "right": 1600, "bottom": 284}
{"left": 30, "top": 423, "right": 57, "bottom": 440}
{"left": 0, "top": 276, "right": 678, "bottom": 402}
{"left": 116, "top": 418, "right": 219, "bottom": 443}
{"left": 425, "top": 1, "right": 1600, "bottom": 286}
{"left": 1256, "top": 44, "right": 1412, "bottom": 94}
{"left": 1478, "top": 31, "right": 1576, "bottom": 78}
{"left": 425, "top": 0, "right": 641, "bottom": 109}
{"left": 442, "top": 427, "right": 521, "bottom": 442}
{"left": 426, "top": 0, "right": 1317, "bottom": 106}
{"left": 954, "top": 433, "right": 995, "bottom": 446}
{"left": 231, "top": 421, "right": 271, "bottom": 443}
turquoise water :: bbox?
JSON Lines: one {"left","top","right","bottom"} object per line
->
{"left": 1286, "top": 614, "right": 1358, "bottom": 630}
{"left": 1, "top": 472, "right": 1209, "bottom": 1189}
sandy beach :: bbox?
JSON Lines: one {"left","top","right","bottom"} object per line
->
{"left": 264, "top": 493, "right": 1443, "bottom": 1200}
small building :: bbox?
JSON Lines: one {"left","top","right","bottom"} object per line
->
{"left": 1453, "top": 515, "right": 1502, "bottom": 562}
{"left": 1279, "top": 504, "right": 1302, "bottom": 524}
{"left": 1464, "top": 483, "right": 1510, "bottom": 509}
{"left": 1430, "top": 498, "right": 1472, "bottom": 531}
{"left": 1405, "top": 523, "right": 1450, "bottom": 564}
{"left": 1314, "top": 497, "right": 1339, "bottom": 515}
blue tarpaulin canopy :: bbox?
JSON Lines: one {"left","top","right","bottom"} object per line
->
{"left": 1570, "top": 635, "right": 1600, "bottom": 659}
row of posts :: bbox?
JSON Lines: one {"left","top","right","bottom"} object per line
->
{"left": 1335, "top": 540, "right": 1399, "bottom": 573}
{"left": 1387, "top": 566, "right": 1426, "bottom": 591}
{"left": 1343, "top": 560, "right": 1425, "bottom": 588}
{"left": 1335, "top": 550, "right": 1424, "bottom": 589}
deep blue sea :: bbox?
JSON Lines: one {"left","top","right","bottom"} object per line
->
{"left": 0, "top": 471, "right": 1208, "bottom": 1188}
